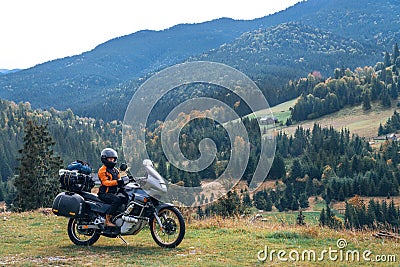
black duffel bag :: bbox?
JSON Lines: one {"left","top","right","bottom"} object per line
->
{"left": 59, "top": 170, "right": 95, "bottom": 192}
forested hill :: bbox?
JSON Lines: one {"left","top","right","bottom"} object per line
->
{"left": 289, "top": 44, "right": 400, "bottom": 122}
{"left": 202, "top": 22, "right": 378, "bottom": 76}
{"left": 0, "top": 0, "right": 399, "bottom": 121}
{"left": 72, "top": 22, "right": 381, "bottom": 122}
{"left": 294, "top": 0, "right": 400, "bottom": 48}
{"left": 0, "top": 99, "right": 121, "bottom": 183}
{"left": 196, "top": 22, "right": 378, "bottom": 104}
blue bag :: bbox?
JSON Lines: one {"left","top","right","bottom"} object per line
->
{"left": 67, "top": 160, "right": 92, "bottom": 175}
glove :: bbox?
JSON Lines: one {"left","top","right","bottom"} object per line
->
{"left": 117, "top": 179, "right": 124, "bottom": 188}
{"left": 120, "top": 163, "right": 128, "bottom": 171}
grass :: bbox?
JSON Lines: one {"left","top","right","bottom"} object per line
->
{"left": 1, "top": 211, "right": 399, "bottom": 266}
{"left": 282, "top": 100, "right": 395, "bottom": 138}
{"left": 254, "top": 97, "right": 396, "bottom": 139}
{"left": 260, "top": 211, "right": 322, "bottom": 226}
{"left": 247, "top": 97, "right": 297, "bottom": 126}
{"left": 232, "top": 96, "right": 395, "bottom": 140}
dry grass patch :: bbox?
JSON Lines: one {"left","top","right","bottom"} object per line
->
{"left": 282, "top": 101, "right": 395, "bottom": 138}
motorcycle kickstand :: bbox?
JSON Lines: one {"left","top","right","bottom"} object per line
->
{"left": 118, "top": 235, "right": 129, "bottom": 246}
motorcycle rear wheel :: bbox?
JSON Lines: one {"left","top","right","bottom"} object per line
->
{"left": 150, "top": 206, "right": 185, "bottom": 248}
{"left": 67, "top": 217, "right": 101, "bottom": 246}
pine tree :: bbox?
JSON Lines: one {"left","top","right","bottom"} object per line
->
{"left": 291, "top": 197, "right": 300, "bottom": 210}
{"left": 197, "top": 206, "right": 204, "bottom": 219}
{"left": 297, "top": 210, "right": 306, "bottom": 226}
{"left": 387, "top": 200, "right": 398, "bottom": 226}
{"left": 378, "top": 123, "right": 384, "bottom": 136}
{"left": 366, "top": 199, "right": 376, "bottom": 227}
{"left": 337, "top": 187, "right": 345, "bottom": 201}
{"left": 242, "top": 191, "right": 252, "bottom": 208}
{"left": 0, "top": 182, "right": 4, "bottom": 201}
{"left": 290, "top": 159, "right": 303, "bottom": 180}
{"left": 381, "top": 200, "right": 388, "bottom": 223}
{"left": 344, "top": 201, "right": 353, "bottom": 228}
{"left": 380, "top": 88, "right": 392, "bottom": 108}
{"left": 268, "top": 153, "right": 286, "bottom": 179}
{"left": 253, "top": 190, "right": 267, "bottom": 210}
{"left": 13, "top": 120, "right": 62, "bottom": 211}
{"left": 393, "top": 43, "right": 399, "bottom": 64}
{"left": 384, "top": 51, "right": 391, "bottom": 67}
{"left": 325, "top": 205, "right": 332, "bottom": 224}
{"left": 157, "top": 156, "right": 168, "bottom": 178}
{"left": 362, "top": 91, "right": 372, "bottom": 110}
{"left": 265, "top": 196, "right": 273, "bottom": 212}
{"left": 168, "top": 164, "right": 180, "bottom": 184}
{"left": 299, "top": 193, "right": 309, "bottom": 209}
{"left": 319, "top": 208, "right": 326, "bottom": 226}
{"left": 305, "top": 177, "right": 316, "bottom": 196}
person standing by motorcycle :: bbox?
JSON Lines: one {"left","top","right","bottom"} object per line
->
{"left": 97, "top": 148, "right": 125, "bottom": 227}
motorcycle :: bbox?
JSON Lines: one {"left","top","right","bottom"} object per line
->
{"left": 52, "top": 159, "right": 185, "bottom": 248}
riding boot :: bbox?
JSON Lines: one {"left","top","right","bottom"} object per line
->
{"left": 105, "top": 214, "right": 116, "bottom": 227}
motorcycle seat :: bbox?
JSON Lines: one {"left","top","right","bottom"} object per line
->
{"left": 79, "top": 191, "right": 102, "bottom": 202}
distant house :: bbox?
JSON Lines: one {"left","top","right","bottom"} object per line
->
{"left": 260, "top": 116, "right": 278, "bottom": 125}
{"left": 387, "top": 133, "right": 398, "bottom": 141}
{"left": 374, "top": 133, "right": 399, "bottom": 142}
{"left": 368, "top": 141, "right": 375, "bottom": 146}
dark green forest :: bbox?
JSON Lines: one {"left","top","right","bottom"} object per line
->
{"left": 0, "top": 99, "right": 121, "bottom": 191}
{"left": 379, "top": 109, "right": 400, "bottom": 136}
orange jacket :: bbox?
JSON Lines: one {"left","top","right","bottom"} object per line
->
{"left": 98, "top": 165, "right": 120, "bottom": 194}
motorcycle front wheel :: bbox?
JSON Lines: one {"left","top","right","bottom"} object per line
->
{"left": 150, "top": 206, "right": 185, "bottom": 248}
{"left": 67, "top": 217, "right": 101, "bottom": 246}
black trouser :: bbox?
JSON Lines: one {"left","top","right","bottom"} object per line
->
{"left": 98, "top": 193, "right": 123, "bottom": 215}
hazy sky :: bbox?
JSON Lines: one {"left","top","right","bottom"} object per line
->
{"left": 0, "top": 0, "right": 303, "bottom": 70}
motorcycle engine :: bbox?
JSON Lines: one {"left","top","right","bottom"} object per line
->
{"left": 115, "top": 215, "right": 139, "bottom": 234}
{"left": 115, "top": 217, "right": 124, "bottom": 227}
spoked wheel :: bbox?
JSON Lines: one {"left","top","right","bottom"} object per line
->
{"left": 67, "top": 218, "right": 101, "bottom": 246}
{"left": 150, "top": 206, "right": 185, "bottom": 248}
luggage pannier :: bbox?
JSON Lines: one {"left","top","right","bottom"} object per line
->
{"left": 59, "top": 169, "right": 95, "bottom": 192}
{"left": 52, "top": 192, "right": 85, "bottom": 218}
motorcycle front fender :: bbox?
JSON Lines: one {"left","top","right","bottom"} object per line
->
{"left": 155, "top": 203, "right": 175, "bottom": 213}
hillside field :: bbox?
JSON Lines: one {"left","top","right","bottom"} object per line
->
{"left": 265, "top": 98, "right": 396, "bottom": 139}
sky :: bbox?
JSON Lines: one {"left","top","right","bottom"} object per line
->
{"left": 0, "top": 0, "right": 303, "bottom": 70}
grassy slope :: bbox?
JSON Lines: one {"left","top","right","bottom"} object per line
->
{"left": 267, "top": 98, "right": 396, "bottom": 139}
{"left": 1, "top": 211, "right": 399, "bottom": 266}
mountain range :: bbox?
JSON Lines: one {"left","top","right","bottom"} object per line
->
{"left": 0, "top": 0, "right": 399, "bottom": 121}
{"left": 0, "top": 69, "right": 20, "bottom": 75}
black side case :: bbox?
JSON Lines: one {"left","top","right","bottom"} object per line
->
{"left": 52, "top": 192, "right": 85, "bottom": 218}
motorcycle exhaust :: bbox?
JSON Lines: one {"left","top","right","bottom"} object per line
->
{"left": 122, "top": 215, "right": 138, "bottom": 223}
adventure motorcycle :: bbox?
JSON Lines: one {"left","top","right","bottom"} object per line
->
{"left": 52, "top": 159, "right": 185, "bottom": 248}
